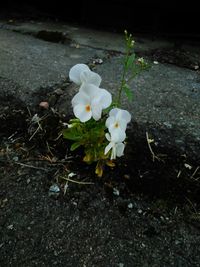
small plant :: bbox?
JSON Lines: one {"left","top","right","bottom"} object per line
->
{"left": 63, "top": 31, "right": 148, "bottom": 177}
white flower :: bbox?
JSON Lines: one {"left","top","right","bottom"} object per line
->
{"left": 69, "top": 63, "right": 101, "bottom": 87}
{"left": 138, "top": 57, "right": 144, "bottom": 64}
{"left": 109, "top": 108, "right": 131, "bottom": 123}
{"left": 72, "top": 83, "right": 112, "bottom": 122}
{"left": 105, "top": 108, "right": 131, "bottom": 142}
{"left": 104, "top": 133, "right": 125, "bottom": 160}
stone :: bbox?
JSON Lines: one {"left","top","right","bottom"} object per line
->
{"left": 0, "top": 27, "right": 98, "bottom": 106}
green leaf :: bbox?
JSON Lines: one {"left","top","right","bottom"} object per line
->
{"left": 126, "top": 53, "right": 135, "bottom": 69}
{"left": 62, "top": 128, "right": 82, "bottom": 141}
{"left": 69, "top": 118, "right": 80, "bottom": 124}
{"left": 123, "top": 84, "right": 133, "bottom": 101}
{"left": 70, "top": 142, "right": 82, "bottom": 151}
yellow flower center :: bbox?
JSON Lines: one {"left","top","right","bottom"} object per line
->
{"left": 85, "top": 105, "right": 91, "bottom": 112}
{"left": 114, "top": 122, "right": 119, "bottom": 128}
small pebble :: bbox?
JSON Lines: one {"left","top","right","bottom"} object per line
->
{"left": 138, "top": 209, "right": 143, "bottom": 214}
{"left": 49, "top": 184, "right": 60, "bottom": 197}
{"left": 128, "top": 203, "right": 133, "bottom": 209}
{"left": 113, "top": 188, "right": 120, "bottom": 196}
{"left": 7, "top": 224, "right": 14, "bottom": 230}
{"left": 124, "top": 174, "right": 130, "bottom": 179}
{"left": 160, "top": 216, "right": 165, "bottom": 221}
{"left": 39, "top": 101, "right": 49, "bottom": 109}
{"left": 93, "top": 58, "right": 103, "bottom": 64}
{"left": 49, "top": 184, "right": 60, "bottom": 193}
{"left": 184, "top": 163, "right": 192, "bottom": 169}
{"left": 175, "top": 240, "right": 181, "bottom": 245}
{"left": 12, "top": 156, "right": 19, "bottom": 162}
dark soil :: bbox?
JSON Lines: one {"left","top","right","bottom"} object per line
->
{"left": 1, "top": 107, "right": 200, "bottom": 267}
{"left": 145, "top": 46, "right": 200, "bottom": 71}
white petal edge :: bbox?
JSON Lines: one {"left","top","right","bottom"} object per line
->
{"left": 104, "top": 142, "right": 114, "bottom": 155}
{"left": 105, "top": 116, "right": 115, "bottom": 129}
{"left": 80, "top": 70, "right": 102, "bottom": 87}
{"left": 98, "top": 89, "right": 112, "bottom": 109}
{"left": 105, "top": 133, "right": 111, "bottom": 142}
{"left": 69, "top": 64, "right": 90, "bottom": 85}
{"left": 116, "top": 143, "right": 125, "bottom": 157}
{"left": 109, "top": 108, "right": 131, "bottom": 123}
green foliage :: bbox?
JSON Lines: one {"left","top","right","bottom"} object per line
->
{"left": 63, "top": 118, "right": 109, "bottom": 165}
{"left": 116, "top": 30, "right": 149, "bottom": 107}
{"left": 70, "top": 142, "right": 82, "bottom": 151}
{"left": 123, "top": 84, "right": 133, "bottom": 101}
{"left": 126, "top": 53, "right": 135, "bottom": 70}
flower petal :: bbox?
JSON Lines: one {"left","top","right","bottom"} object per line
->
{"left": 105, "top": 133, "right": 111, "bottom": 142}
{"left": 71, "top": 92, "right": 90, "bottom": 107}
{"left": 97, "top": 89, "right": 112, "bottom": 109}
{"left": 109, "top": 108, "right": 119, "bottom": 117}
{"left": 104, "top": 142, "right": 114, "bottom": 155}
{"left": 80, "top": 70, "right": 102, "bottom": 87}
{"left": 79, "top": 83, "right": 100, "bottom": 98}
{"left": 118, "top": 119, "right": 127, "bottom": 131}
{"left": 116, "top": 143, "right": 125, "bottom": 157}
{"left": 91, "top": 99, "right": 102, "bottom": 121}
{"left": 109, "top": 108, "right": 131, "bottom": 123}
{"left": 73, "top": 104, "right": 92, "bottom": 122}
{"left": 118, "top": 110, "right": 131, "bottom": 123}
{"left": 107, "top": 118, "right": 127, "bottom": 133}
{"left": 110, "top": 128, "right": 126, "bottom": 143}
{"left": 111, "top": 145, "right": 117, "bottom": 160}
{"left": 69, "top": 64, "right": 90, "bottom": 85}
{"left": 105, "top": 116, "right": 115, "bottom": 129}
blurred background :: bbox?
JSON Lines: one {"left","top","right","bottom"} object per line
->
{"left": 1, "top": 0, "right": 199, "bottom": 41}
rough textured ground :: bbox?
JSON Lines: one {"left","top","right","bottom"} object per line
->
{"left": 0, "top": 137, "right": 200, "bottom": 267}
{"left": 0, "top": 20, "right": 200, "bottom": 266}
{"left": 0, "top": 20, "right": 200, "bottom": 159}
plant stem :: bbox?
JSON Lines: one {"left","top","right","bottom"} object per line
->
{"left": 116, "top": 36, "right": 132, "bottom": 107}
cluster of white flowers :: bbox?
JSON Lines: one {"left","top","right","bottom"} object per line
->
{"left": 69, "top": 64, "right": 131, "bottom": 160}
{"left": 70, "top": 64, "right": 112, "bottom": 122}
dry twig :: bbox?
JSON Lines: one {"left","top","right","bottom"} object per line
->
{"left": 146, "top": 132, "right": 162, "bottom": 162}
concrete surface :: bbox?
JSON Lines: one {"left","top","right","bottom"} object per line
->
{"left": 0, "top": 20, "right": 200, "bottom": 161}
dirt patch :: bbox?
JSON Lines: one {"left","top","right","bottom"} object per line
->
{"left": 0, "top": 105, "right": 200, "bottom": 266}
{"left": 35, "top": 30, "right": 71, "bottom": 44}
{"left": 145, "top": 46, "right": 200, "bottom": 70}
